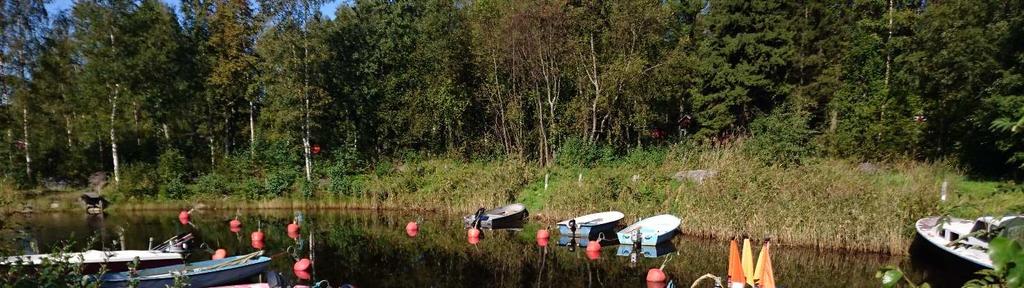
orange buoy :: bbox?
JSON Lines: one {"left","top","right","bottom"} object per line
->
{"left": 288, "top": 229, "right": 301, "bottom": 240}
{"left": 537, "top": 237, "right": 549, "bottom": 247}
{"left": 467, "top": 228, "right": 481, "bottom": 238}
{"left": 287, "top": 222, "right": 300, "bottom": 234}
{"left": 251, "top": 230, "right": 265, "bottom": 242}
{"left": 212, "top": 249, "right": 227, "bottom": 260}
{"left": 251, "top": 240, "right": 265, "bottom": 250}
{"left": 230, "top": 226, "right": 242, "bottom": 233}
{"left": 229, "top": 219, "right": 242, "bottom": 229}
{"left": 536, "top": 229, "right": 550, "bottom": 239}
{"left": 646, "top": 268, "right": 667, "bottom": 282}
{"left": 468, "top": 236, "right": 480, "bottom": 245}
{"left": 727, "top": 238, "right": 745, "bottom": 288}
{"left": 585, "top": 240, "right": 601, "bottom": 252}
{"left": 586, "top": 249, "right": 601, "bottom": 260}
{"left": 293, "top": 258, "right": 311, "bottom": 271}
{"left": 178, "top": 210, "right": 190, "bottom": 224}
{"left": 406, "top": 222, "right": 419, "bottom": 237}
{"left": 294, "top": 269, "right": 311, "bottom": 280}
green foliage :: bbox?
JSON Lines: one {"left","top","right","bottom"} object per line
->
{"left": 188, "top": 173, "right": 229, "bottom": 198}
{"left": 744, "top": 111, "right": 814, "bottom": 165}
{"left": 555, "top": 137, "right": 615, "bottom": 168}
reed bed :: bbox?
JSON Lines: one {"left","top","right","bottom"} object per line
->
{"left": 15, "top": 142, "right": 967, "bottom": 254}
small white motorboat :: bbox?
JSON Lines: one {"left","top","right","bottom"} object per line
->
{"left": 915, "top": 215, "right": 1024, "bottom": 269}
{"left": 463, "top": 203, "right": 529, "bottom": 229}
{"left": 616, "top": 214, "right": 681, "bottom": 246}
{"left": 557, "top": 211, "right": 625, "bottom": 238}
{"left": 2, "top": 250, "right": 184, "bottom": 274}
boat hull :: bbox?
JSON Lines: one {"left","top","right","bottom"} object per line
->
{"left": 557, "top": 221, "right": 618, "bottom": 239}
{"left": 914, "top": 216, "right": 993, "bottom": 268}
{"left": 95, "top": 256, "right": 271, "bottom": 288}
{"left": 463, "top": 204, "right": 529, "bottom": 229}
{"left": 556, "top": 211, "right": 624, "bottom": 239}
{"left": 616, "top": 215, "right": 681, "bottom": 246}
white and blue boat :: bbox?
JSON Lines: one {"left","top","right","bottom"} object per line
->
{"left": 92, "top": 252, "right": 270, "bottom": 288}
{"left": 557, "top": 211, "right": 625, "bottom": 239}
{"left": 616, "top": 242, "right": 677, "bottom": 258}
{"left": 616, "top": 214, "right": 681, "bottom": 246}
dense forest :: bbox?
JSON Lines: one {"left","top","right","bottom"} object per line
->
{"left": 1, "top": 0, "right": 1023, "bottom": 191}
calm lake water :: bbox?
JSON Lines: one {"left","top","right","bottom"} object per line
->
{"left": 1, "top": 210, "right": 984, "bottom": 287}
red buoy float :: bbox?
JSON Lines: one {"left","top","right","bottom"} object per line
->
{"left": 586, "top": 240, "right": 602, "bottom": 252}
{"left": 212, "top": 249, "right": 227, "bottom": 260}
{"left": 293, "top": 258, "right": 311, "bottom": 271}
{"left": 294, "top": 269, "right": 311, "bottom": 280}
{"left": 230, "top": 226, "right": 242, "bottom": 233}
{"left": 537, "top": 237, "right": 549, "bottom": 247}
{"left": 468, "top": 236, "right": 480, "bottom": 245}
{"left": 251, "top": 230, "right": 265, "bottom": 242}
{"left": 586, "top": 249, "right": 601, "bottom": 260}
{"left": 251, "top": 240, "right": 265, "bottom": 249}
{"left": 287, "top": 222, "right": 300, "bottom": 234}
{"left": 645, "top": 268, "right": 667, "bottom": 282}
{"left": 467, "top": 228, "right": 481, "bottom": 238}
{"left": 229, "top": 219, "right": 242, "bottom": 229}
{"left": 178, "top": 210, "right": 190, "bottom": 224}
{"left": 405, "top": 221, "right": 419, "bottom": 237}
{"left": 288, "top": 229, "right": 301, "bottom": 240}
{"left": 536, "top": 229, "right": 550, "bottom": 240}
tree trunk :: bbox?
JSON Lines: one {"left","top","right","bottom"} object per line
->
{"left": 22, "top": 107, "right": 31, "bottom": 178}
{"left": 208, "top": 136, "right": 216, "bottom": 167}
{"left": 302, "top": 44, "right": 312, "bottom": 182}
{"left": 249, "top": 100, "right": 255, "bottom": 157}
{"left": 65, "top": 115, "right": 73, "bottom": 149}
{"left": 585, "top": 35, "right": 601, "bottom": 143}
{"left": 884, "top": 0, "right": 893, "bottom": 89}
{"left": 133, "top": 101, "right": 140, "bottom": 146}
{"left": 110, "top": 84, "right": 121, "bottom": 184}
{"left": 162, "top": 123, "right": 170, "bottom": 141}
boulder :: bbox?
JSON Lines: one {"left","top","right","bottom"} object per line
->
{"left": 88, "top": 172, "right": 108, "bottom": 194}
{"left": 857, "top": 162, "right": 881, "bottom": 173}
{"left": 672, "top": 170, "right": 717, "bottom": 184}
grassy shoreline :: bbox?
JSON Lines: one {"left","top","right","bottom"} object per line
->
{"left": 6, "top": 144, "right": 1021, "bottom": 255}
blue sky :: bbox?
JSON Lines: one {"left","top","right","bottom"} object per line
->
{"left": 45, "top": 0, "right": 344, "bottom": 20}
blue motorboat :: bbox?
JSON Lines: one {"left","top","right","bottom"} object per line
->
{"left": 616, "top": 214, "right": 681, "bottom": 246}
{"left": 557, "top": 211, "right": 625, "bottom": 239}
{"left": 91, "top": 252, "right": 270, "bottom": 288}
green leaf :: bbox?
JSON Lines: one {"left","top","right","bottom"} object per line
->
{"left": 989, "top": 237, "right": 1023, "bottom": 272}
{"left": 878, "top": 268, "right": 904, "bottom": 288}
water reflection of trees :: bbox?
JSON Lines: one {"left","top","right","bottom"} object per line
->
{"left": 5, "top": 211, "right": 906, "bottom": 287}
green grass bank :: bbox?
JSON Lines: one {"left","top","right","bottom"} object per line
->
{"left": 5, "top": 143, "right": 1022, "bottom": 255}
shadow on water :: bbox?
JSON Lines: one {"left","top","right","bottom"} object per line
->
{"left": 0, "top": 210, "right": 987, "bottom": 287}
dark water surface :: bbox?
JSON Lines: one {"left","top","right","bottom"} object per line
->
{"left": 2, "top": 210, "right": 982, "bottom": 287}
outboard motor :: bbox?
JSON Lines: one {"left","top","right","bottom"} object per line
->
{"left": 472, "top": 208, "right": 487, "bottom": 229}
{"left": 631, "top": 229, "right": 643, "bottom": 250}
